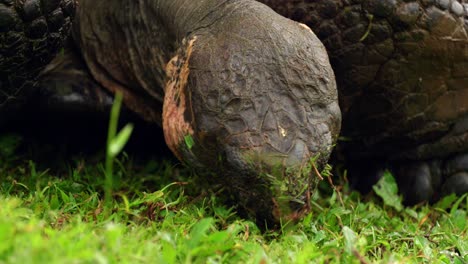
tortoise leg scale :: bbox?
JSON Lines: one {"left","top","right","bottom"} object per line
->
{"left": 392, "top": 153, "right": 468, "bottom": 205}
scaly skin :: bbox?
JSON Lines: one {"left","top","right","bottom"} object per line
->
{"left": 72, "top": 0, "right": 341, "bottom": 223}
{"left": 259, "top": 0, "right": 468, "bottom": 159}
{"left": 0, "top": 0, "right": 76, "bottom": 114}
{"left": 259, "top": 0, "right": 468, "bottom": 203}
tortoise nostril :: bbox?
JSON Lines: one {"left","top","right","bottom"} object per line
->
{"left": 287, "top": 139, "right": 309, "bottom": 166}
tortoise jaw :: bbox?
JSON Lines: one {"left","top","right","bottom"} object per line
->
{"left": 219, "top": 139, "right": 321, "bottom": 224}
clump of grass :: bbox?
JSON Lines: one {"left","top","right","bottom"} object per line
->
{"left": 0, "top": 147, "right": 466, "bottom": 263}
{"left": 0, "top": 101, "right": 466, "bottom": 263}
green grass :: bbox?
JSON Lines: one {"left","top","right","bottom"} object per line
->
{"left": 1, "top": 97, "right": 466, "bottom": 263}
{"left": 0, "top": 145, "right": 466, "bottom": 263}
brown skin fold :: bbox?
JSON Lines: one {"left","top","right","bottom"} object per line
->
{"left": 73, "top": 0, "right": 341, "bottom": 224}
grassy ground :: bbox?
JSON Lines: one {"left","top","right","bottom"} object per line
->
{"left": 0, "top": 132, "right": 466, "bottom": 264}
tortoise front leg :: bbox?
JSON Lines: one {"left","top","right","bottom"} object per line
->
{"left": 442, "top": 153, "right": 468, "bottom": 198}
{"left": 392, "top": 152, "right": 468, "bottom": 205}
{"left": 0, "top": 0, "right": 77, "bottom": 127}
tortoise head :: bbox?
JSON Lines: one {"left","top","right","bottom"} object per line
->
{"left": 162, "top": 1, "right": 341, "bottom": 223}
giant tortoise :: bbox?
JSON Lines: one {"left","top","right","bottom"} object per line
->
{"left": 0, "top": 0, "right": 467, "bottom": 223}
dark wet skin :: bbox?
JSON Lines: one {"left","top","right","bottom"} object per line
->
{"left": 258, "top": 0, "right": 468, "bottom": 204}
{"left": 0, "top": 0, "right": 467, "bottom": 222}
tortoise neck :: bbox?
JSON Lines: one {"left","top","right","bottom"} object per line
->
{"left": 154, "top": 0, "right": 232, "bottom": 40}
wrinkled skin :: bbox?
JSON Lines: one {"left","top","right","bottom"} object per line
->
{"left": 258, "top": 0, "right": 468, "bottom": 203}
